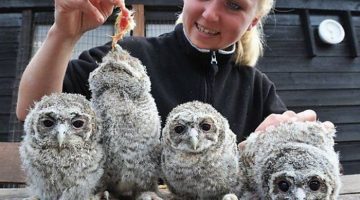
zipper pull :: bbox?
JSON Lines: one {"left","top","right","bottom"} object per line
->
{"left": 211, "top": 51, "right": 218, "bottom": 65}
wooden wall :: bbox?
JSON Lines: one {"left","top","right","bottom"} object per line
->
{"left": 0, "top": 13, "right": 22, "bottom": 141}
{"left": 257, "top": 9, "right": 360, "bottom": 174}
{"left": 0, "top": 0, "right": 359, "bottom": 174}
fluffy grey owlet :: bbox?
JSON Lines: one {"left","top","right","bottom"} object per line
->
{"left": 19, "top": 93, "right": 104, "bottom": 200}
{"left": 161, "top": 101, "right": 240, "bottom": 200}
{"left": 89, "top": 44, "right": 162, "bottom": 199}
{"left": 238, "top": 121, "right": 341, "bottom": 200}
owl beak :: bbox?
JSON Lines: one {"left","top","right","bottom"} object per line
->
{"left": 57, "top": 124, "right": 67, "bottom": 149}
{"left": 189, "top": 128, "right": 199, "bottom": 150}
{"left": 295, "top": 187, "right": 306, "bottom": 200}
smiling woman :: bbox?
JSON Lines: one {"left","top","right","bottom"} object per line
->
{"left": 179, "top": 0, "right": 274, "bottom": 66}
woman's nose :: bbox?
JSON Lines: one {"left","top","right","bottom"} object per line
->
{"left": 202, "top": 1, "right": 220, "bottom": 22}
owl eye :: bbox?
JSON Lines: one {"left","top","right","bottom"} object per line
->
{"left": 42, "top": 119, "right": 55, "bottom": 128}
{"left": 309, "top": 180, "right": 321, "bottom": 191}
{"left": 72, "top": 120, "right": 85, "bottom": 129}
{"left": 277, "top": 180, "right": 291, "bottom": 192}
{"left": 174, "top": 125, "right": 185, "bottom": 134}
{"left": 200, "top": 123, "right": 211, "bottom": 131}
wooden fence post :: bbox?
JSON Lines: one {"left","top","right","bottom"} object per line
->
{"left": 132, "top": 4, "right": 145, "bottom": 37}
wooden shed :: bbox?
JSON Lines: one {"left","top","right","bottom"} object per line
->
{"left": 0, "top": 0, "right": 359, "bottom": 187}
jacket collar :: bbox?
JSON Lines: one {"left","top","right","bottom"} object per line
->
{"left": 174, "top": 23, "right": 235, "bottom": 66}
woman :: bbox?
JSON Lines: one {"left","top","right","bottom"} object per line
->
{"left": 16, "top": 0, "right": 319, "bottom": 141}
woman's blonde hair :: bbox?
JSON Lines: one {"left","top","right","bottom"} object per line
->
{"left": 177, "top": 0, "right": 275, "bottom": 67}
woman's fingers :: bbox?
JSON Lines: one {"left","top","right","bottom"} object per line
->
{"left": 295, "top": 109, "right": 317, "bottom": 122}
{"left": 255, "top": 109, "right": 317, "bottom": 132}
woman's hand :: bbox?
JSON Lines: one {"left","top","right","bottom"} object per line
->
{"left": 255, "top": 110, "right": 317, "bottom": 132}
{"left": 52, "top": 0, "right": 120, "bottom": 40}
{"left": 238, "top": 110, "right": 335, "bottom": 150}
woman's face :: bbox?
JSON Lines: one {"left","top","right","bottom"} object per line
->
{"left": 182, "top": 0, "right": 259, "bottom": 50}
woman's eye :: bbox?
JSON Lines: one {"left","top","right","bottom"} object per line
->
{"left": 72, "top": 120, "right": 85, "bottom": 128}
{"left": 226, "top": 1, "right": 241, "bottom": 11}
{"left": 42, "top": 119, "right": 55, "bottom": 128}
{"left": 174, "top": 125, "right": 186, "bottom": 134}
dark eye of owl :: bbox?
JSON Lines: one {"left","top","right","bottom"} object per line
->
{"left": 174, "top": 125, "right": 185, "bottom": 134}
{"left": 72, "top": 120, "right": 85, "bottom": 129}
{"left": 277, "top": 180, "right": 291, "bottom": 192}
{"left": 42, "top": 119, "right": 55, "bottom": 128}
{"left": 309, "top": 179, "right": 321, "bottom": 191}
{"left": 200, "top": 123, "right": 211, "bottom": 131}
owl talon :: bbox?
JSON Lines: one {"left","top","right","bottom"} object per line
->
{"left": 22, "top": 196, "right": 40, "bottom": 200}
{"left": 222, "top": 193, "right": 238, "bottom": 200}
{"left": 136, "top": 191, "right": 163, "bottom": 200}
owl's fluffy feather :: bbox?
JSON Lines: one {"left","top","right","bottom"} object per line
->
{"left": 161, "top": 101, "right": 240, "bottom": 200}
{"left": 239, "top": 121, "right": 341, "bottom": 200}
{"left": 19, "top": 93, "right": 104, "bottom": 200}
{"left": 89, "top": 45, "right": 162, "bottom": 199}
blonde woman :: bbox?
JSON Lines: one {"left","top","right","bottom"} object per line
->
{"left": 17, "top": 0, "right": 320, "bottom": 141}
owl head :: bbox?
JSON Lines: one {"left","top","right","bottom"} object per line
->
{"left": 89, "top": 44, "right": 151, "bottom": 99}
{"left": 24, "top": 93, "right": 100, "bottom": 149}
{"left": 162, "top": 101, "right": 231, "bottom": 153}
{"left": 258, "top": 144, "right": 341, "bottom": 200}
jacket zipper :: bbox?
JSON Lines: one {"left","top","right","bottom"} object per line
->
{"left": 204, "top": 51, "right": 218, "bottom": 103}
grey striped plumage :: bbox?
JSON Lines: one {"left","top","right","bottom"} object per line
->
{"left": 89, "top": 45, "right": 162, "bottom": 199}
{"left": 238, "top": 121, "right": 341, "bottom": 200}
{"left": 19, "top": 93, "right": 104, "bottom": 200}
{"left": 161, "top": 101, "right": 240, "bottom": 200}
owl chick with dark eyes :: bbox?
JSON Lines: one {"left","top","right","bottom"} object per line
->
{"left": 161, "top": 101, "right": 240, "bottom": 200}
{"left": 89, "top": 45, "right": 162, "bottom": 199}
{"left": 19, "top": 93, "right": 104, "bottom": 200}
{"left": 239, "top": 121, "right": 341, "bottom": 200}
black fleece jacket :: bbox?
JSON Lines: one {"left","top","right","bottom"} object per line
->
{"left": 63, "top": 24, "right": 287, "bottom": 142}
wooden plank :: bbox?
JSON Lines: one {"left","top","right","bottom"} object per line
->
{"left": 300, "top": 9, "right": 317, "bottom": 57}
{"left": 0, "top": 14, "right": 22, "bottom": 27}
{"left": 0, "top": 28, "right": 20, "bottom": 41}
{"left": 0, "top": 96, "right": 12, "bottom": 113}
{"left": 265, "top": 41, "right": 351, "bottom": 57}
{"left": 0, "top": 60, "right": 16, "bottom": 77}
{"left": 336, "top": 124, "right": 360, "bottom": 142}
{"left": 340, "top": 174, "right": 360, "bottom": 194}
{"left": 339, "top": 194, "right": 360, "bottom": 200}
{"left": 343, "top": 11, "right": 360, "bottom": 57}
{"left": 267, "top": 72, "right": 360, "bottom": 90}
{"left": 335, "top": 143, "right": 360, "bottom": 162}
{"left": 264, "top": 26, "right": 304, "bottom": 41}
{"left": 265, "top": 12, "right": 302, "bottom": 26}
{"left": 0, "top": 0, "right": 360, "bottom": 11}
{"left": 132, "top": 4, "right": 145, "bottom": 37}
{"left": 264, "top": 41, "right": 307, "bottom": 57}
{"left": 275, "top": 0, "right": 360, "bottom": 12}
{"left": 277, "top": 89, "right": 360, "bottom": 107}
{"left": 0, "top": 79, "right": 15, "bottom": 95}
{"left": 0, "top": 143, "right": 25, "bottom": 183}
{"left": 0, "top": 174, "right": 359, "bottom": 199}
{"left": 341, "top": 161, "right": 360, "bottom": 175}
{"left": 0, "top": 0, "right": 54, "bottom": 9}
{"left": 314, "top": 42, "right": 351, "bottom": 57}
{"left": 258, "top": 57, "right": 360, "bottom": 73}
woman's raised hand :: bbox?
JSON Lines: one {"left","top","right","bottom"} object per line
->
{"left": 53, "top": 0, "right": 120, "bottom": 40}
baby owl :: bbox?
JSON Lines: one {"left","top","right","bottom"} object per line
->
{"left": 89, "top": 44, "right": 162, "bottom": 199}
{"left": 161, "top": 101, "right": 240, "bottom": 200}
{"left": 238, "top": 121, "right": 341, "bottom": 200}
{"left": 19, "top": 93, "right": 104, "bottom": 200}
